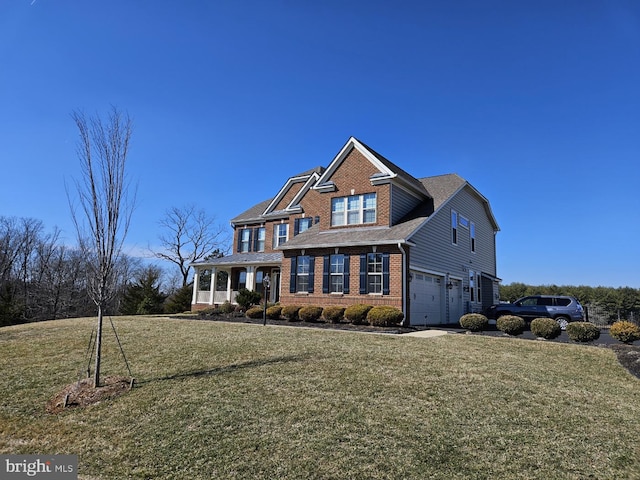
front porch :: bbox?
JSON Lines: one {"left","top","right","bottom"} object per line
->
{"left": 191, "top": 253, "right": 282, "bottom": 309}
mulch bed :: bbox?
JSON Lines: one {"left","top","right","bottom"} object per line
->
{"left": 46, "top": 375, "right": 133, "bottom": 414}
{"left": 609, "top": 344, "right": 640, "bottom": 380}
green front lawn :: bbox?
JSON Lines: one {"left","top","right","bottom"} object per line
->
{"left": 1, "top": 317, "right": 639, "bottom": 479}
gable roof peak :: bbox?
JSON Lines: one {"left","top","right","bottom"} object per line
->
{"left": 313, "top": 136, "right": 429, "bottom": 198}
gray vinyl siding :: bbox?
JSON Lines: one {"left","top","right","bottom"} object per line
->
{"left": 408, "top": 185, "right": 497, "bottom": 311}
{"left": 390, "top": 184, "right": 423, "bottom": 225}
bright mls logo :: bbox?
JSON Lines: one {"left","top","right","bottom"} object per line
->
{"left": 1, "top": 455, "right": 77, "bottom": 479}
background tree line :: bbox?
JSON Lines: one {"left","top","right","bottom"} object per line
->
{"left": 0, "top": 210, "right": 227, "bottom": 327}
{"left": 500, "top": 282, "right": 640, "bottom": 323}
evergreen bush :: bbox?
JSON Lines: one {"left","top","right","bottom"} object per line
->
{"left": 245, "top": 306, "right": 264, "bottom": 319}
{"left": 281, "top": 305, "right": 302, "bottom": 321}
{"left": 530, "top": 317, "right": 561, "bottom": 339}
{"left": 322, "top": 306, "right": 345, "bottom": 323}
{"left": 299, "top": 306, "right": 324, "bottom": 322}
{"left": 459, "top": 313, "right": 488, "bottom": 332}
{"left": 367, "top": 306, "right": 404, "bottom": 327}
{"left": 566, "top": 322, "right": 601, "bottom": 342}
{"left": 235, "top": 288, "right": 262, "bottom": 311}
{"left": 609, "top": 320, "right": 640, "bottom": 344}
{"left": 219, "top": 301, "right": 235, "bottom": 314}
{"left": 344, "top": 304, "right": 373, "bottom": 325}
{"left": 496, "top": 315, "right": 526, "bottom": 336}
{"left": 266, "top": 305, "right": 283, "bottom": 320}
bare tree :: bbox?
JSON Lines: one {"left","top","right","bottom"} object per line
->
{"left": 153, "top": 205, "right": 229, "bottom": 287}
{"left": 67, "top": 107, "right": 135, "bottom": 388}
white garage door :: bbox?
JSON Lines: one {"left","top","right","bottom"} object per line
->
{"left": 410, "top": 272, "right": 443, "bottom": 326}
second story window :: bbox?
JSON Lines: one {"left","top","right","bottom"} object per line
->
{"left": 451, "top": 210, "right": 458, "bottom": 245}
{"left": 470, "top": 222, "right": 476, "bottom": 253}
{"left": 255, "top": 227, "right": 265, "bottom": 252}
{"left": 239, "top": 228, "right": 251, "bottom": 253}
{"left": 294, "top": 217, "right": 313, "bottom": 236}
{"left": 331, "top": 193, "right": 377, "bottom": 227}
{"left": 273, "top": 223, "right": 288, "bottom": 248}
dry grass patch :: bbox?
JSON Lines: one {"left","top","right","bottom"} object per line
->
{"left": 1, "top": 317, "right": 640, "bottom": 479}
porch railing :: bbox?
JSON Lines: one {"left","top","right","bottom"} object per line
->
{"left": 195, "top": 290, "right": 239, "bottom": 305}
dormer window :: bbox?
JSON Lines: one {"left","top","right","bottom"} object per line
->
{"left": 331, "top": 193, "right": 377, "bottom": 227}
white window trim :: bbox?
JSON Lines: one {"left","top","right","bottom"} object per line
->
{"left": 330, "top": 254, "right": 344, "bottom": 294}
{"left": 367, "top": 253, "right": 383, "bottom": 295}
{"left": 297, "top": 255, "right": 311, "bottom": 293}
{"left": 274, "top": 223, "right": 289, "bottom": 248}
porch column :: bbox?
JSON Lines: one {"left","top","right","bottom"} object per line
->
{"left": 192, "top": 269, "right": 200, "bottom": 305}
{"left": 209, "top": 267, "right": 216, "bottom": 305}
{"left": 226, "top": 270, "right": 233, "bottom": 303}
{"left": 246, "top": 266, "right": 256, "bottom": 291}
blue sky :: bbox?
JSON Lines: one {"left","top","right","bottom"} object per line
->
{"left": 1, "top": 1, "right": 639, "bottom": 288}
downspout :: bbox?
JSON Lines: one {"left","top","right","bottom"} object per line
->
{"left": 398, "top": 242, "right": 408, "bottom": 327}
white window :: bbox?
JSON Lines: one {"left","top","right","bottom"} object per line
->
{"left": 256, "top": 227, "right": 266, "bottom": 252}
{"left": 331, "top": 198, "right": 345, "bottom": 226}
{"left": 330, "top": 254, "right": 344, "bottom": 293}
{"left": 273, "top": 223, "right": 288, "bottom": 248}
{"left": 367, "top": 253, "right": 383, "bottom": 294}
{"left": 297, "top": 256, "right": 311, "bottom": 293}
{"left": 331, "top": 193, "right": 377, "bottom": 226}
{"left": 239, "top": 229, "right": 251, "bottom": 253}
{"left": 295, "top": 217, "right": 313, "bottom": 235}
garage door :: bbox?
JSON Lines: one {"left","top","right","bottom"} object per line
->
{"left": 410, "top": 272, "right": 443, "bottom": 326}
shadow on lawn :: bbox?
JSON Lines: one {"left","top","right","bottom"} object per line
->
{"left": 137, "top": 353, "right": 311, "bottom": 385}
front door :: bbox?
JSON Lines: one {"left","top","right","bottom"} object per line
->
{"left": 449, "top": 279, "right": 463, "bottom": 324}
{"left": 271, "top": 269, "right": 281, "bottom": 303}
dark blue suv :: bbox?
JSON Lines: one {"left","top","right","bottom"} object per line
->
{"left": 485, "top": 295, "right": 585, "bottom": 330}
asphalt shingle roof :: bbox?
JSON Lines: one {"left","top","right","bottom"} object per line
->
{"left": 192, "top": 252, "right": 282, "bottom": 267}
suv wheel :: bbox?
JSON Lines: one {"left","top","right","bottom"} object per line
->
{"left": 555, "top": 316, "right": 569, "bottom": 331}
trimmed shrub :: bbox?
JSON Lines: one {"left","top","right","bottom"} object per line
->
{"left": 496, "top": 315, "right": 526, "bottom": 336}
{"left": 235, "top": 288, "right": 262, "bottom": 311}
{"left": 219, "top": 301, "right": 235, "bottom": 315}
{"left": 266, "top": 305, "right": 283, "bottom": 320}
{"left": 322, "top": 306, "right": 345, "bottom": 324}
{"left": 299, "top": 306, "right": 324, "bottom": 322}
{"left": 245, "top": 306, "right": 264, "bottom": 319}
{"left": 609, "top": 320, "right": 640, "bottom": 344}
{"left": 281, "top": 305, "right": 302, "bottom": 322}
{"left": 344, "top": 304, "right": 373, "bottom": 325}
{"left": 459, "top": 313, "right": 488, "bottom": 332}
{"left": 566, "top": 322, "right": 601, "bottom": 342}
{"left": 367, "top": 306, "right": 404, "bottom": 327}
{"left": 530, "top": 317, "right": 561, "bottom": 340}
